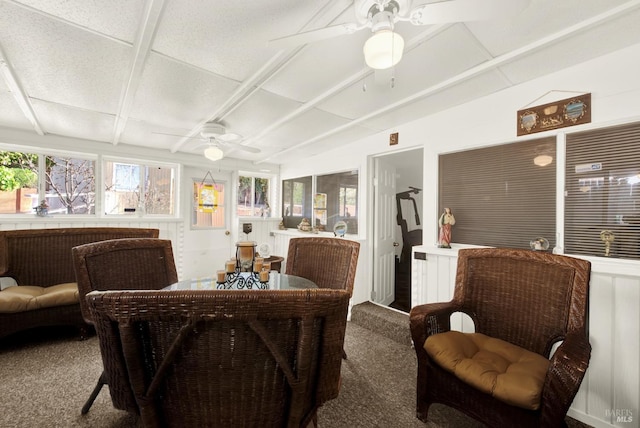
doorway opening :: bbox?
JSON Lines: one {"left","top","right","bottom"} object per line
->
{"left": 372, "top": 148, "right": 424, "bottom": 313}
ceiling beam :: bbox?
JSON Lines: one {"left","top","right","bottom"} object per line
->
{"left": 0, "top": 46, "right": 44, "bottom": 135}
{"left": 111, "top": 0, "right": 167, "bottom": 145}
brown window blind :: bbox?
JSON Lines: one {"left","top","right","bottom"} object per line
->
{"left": 439, "top": 137, "right": 556, "bottom": 249}
{"left": 565, "top": 122, "right": 640, "bottom": 260}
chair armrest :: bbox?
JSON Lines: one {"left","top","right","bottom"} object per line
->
{"left": 540, "top": 331, "right": 591, "bottom": 424}
{"left": 409, "top": 301, "right": 459, "bottom": 350}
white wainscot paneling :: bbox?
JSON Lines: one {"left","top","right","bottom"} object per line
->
{"left": 236, "top": 218, "right": 281, "bottom": 254}
{"left": 411, "top": 245, "right": 640, "bottom": 428}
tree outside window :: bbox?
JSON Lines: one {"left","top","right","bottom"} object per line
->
{"left": 237, "top": 175, "right": 270, "bottom": 217}
{"left": 45, "top": 156, "right": 95, "bottom": 214}
{"left": 1, "top": 151, "right": 95, "bottom": 214}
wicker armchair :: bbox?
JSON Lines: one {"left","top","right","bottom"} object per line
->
{"left": 87, "top": 288, "right": 351, "bottom": 428}
{"left": 409, "top": 248, "right": 591, "bottom": 428}
{"left": 72, "top": 238, "right": 178, "bottom": 415}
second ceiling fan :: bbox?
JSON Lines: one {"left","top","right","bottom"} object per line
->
{"left": 198, "top": 122, "right": 260, "bottom": 162}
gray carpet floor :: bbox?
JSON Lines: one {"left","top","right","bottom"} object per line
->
{"left": 0, "top": 309, "right": 591, "bottom": 428}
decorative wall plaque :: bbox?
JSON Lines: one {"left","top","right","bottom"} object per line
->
{"left": 517, "top": 93, "right": 591, "bottom": 136}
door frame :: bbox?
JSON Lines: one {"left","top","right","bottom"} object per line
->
{"left": 369, "top": 148, "right": 424, "bottom": 309}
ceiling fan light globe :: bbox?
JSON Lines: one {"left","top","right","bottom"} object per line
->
{"left": 363, "top": 30, "right": 404, "bottom": 69}
{"left": 204, "top": 146, "right": 224, "bottom": 161}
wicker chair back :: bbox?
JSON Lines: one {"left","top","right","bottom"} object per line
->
{"left": 87, "top": 288, "right": 350, "bottom": 428}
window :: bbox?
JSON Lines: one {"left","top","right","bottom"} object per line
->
{"left": 282, "top": 170, "right": 359, "bottom": 233}
{"left": 104, "top": 160, "right": 176, "bottom": 216}
{"left": 45, "top": 156, "right": 95, "bottom": 214}
{"left": 113, "top": 163, "right": 139, "bottom": 191}
{"left": 192, "top": 179, "right": 226, "bottom": 228}
{"left": 439, "top": 137, "right": 556, "bottom": 249}
{"left": 317, "top": 170, "right": 359, "bottom": 234}
{"left": 565, "top": 122, "right": 640, "bottom": 259}
{"left": 282, "top": 176, "right": 312, "bottom": 228}
{"left": 0, "top": 150, "right": 95, "bottom": 215}
{"left": 237, "top": 175, "right": 271, "bottom": 217}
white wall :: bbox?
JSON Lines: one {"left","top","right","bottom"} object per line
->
{"left": 280, "top": 42, "right": 640, "bottom": 308}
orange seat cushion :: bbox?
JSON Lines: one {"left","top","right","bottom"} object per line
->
{"left": 0, "top": 283, "right": 79, "bottom": 313}
{"left": 424, "top": 331, "right": 550, "bottom": 410}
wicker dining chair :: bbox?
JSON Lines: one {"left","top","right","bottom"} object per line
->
{"left": 285, "top": 237, "right": 359, "bottom": 360}
{"left": 409, "top": 248, "right": 592, "bottom": 428}
{"left": 285, "top": 237, "right": 360, "bottom": 295}
{"left": 72, "top": 238, "right": 178, "bottom": 415}
{"left": 86, "top": 288, "right": 351, "bottom": 428}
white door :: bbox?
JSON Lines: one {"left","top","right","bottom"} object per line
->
{"left": 373, "top": 157, "right": 397, "bottom": 305}
{"left": 182, "top": 167, "right": 234, "bottom": 279}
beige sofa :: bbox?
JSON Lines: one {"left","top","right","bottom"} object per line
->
{"left": 0, "top": 227, "right": 159, "bottom": 339}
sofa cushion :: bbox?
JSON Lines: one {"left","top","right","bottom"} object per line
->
{"left": 424, "top": 331, "right": 550, "bottom": 410}
{"left": 0, "top": 283, "right": 79, "bottom": 313}
{"left": 0, "top": 277, "right": 18, "bottom": 290}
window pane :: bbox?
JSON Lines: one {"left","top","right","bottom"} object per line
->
{"left": 104, "top": 161, "right": 140, "bottom": 214}
{"left": 0, "top": 150, "right": 38, "bottom": 214}
{"left": 45, "top": 156, "right": 95, "bottom": 214}
{"left": 317, "top": 170, "right": 359, "bottom": 234}
{"left": 439, "top": 138, "right": 556, "bottom": 249}
{"left": 237, "top": 176, "right": 252, "bottom": 216}
{"left": 254, "top": 177, "right": 270, "bottom": 216}
{"left": 193, "top": 180, "right": 225, "bottom": 228}
{"left": 237, "top": 176, "right": 271, "bottom": 217}
{"left": 282, "top": 176, "right": 312, "bottom": 228}
{"left": 144, "top": 166, "right": 174, "bottom": 215}
{"left": 565, "top": 122, "right": 640, "bottom": 259}
{"left": 104, "top": 160, "right": 175, "bottom": 216}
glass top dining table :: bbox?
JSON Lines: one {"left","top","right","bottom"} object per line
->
{"left": 164, "top": 272, "right": 317, "bottom": 291}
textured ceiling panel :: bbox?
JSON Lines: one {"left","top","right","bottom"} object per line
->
{"left": 9, "top": 0, "right": 144, "bottom": 42}
{"left": 260, "top": 107, "right": 357, "bottom": 149}
{"left": 262, "top": 30, "right": 370, "bottom": 103}
{"left": 32, "top": 99, "right": 115, "bottom": 143}
{"left": 0, "top": 91, "right": 33, "bottom": 131}
{"left": 0, "top": 1, "right": 131, "bottom": 113}
{"left": 358, "top": 70, "right": 513, "bottom": 132}
{"left": 216, "top": 88, "right": 303, "bottom": 141}
{"left": 128, "top": 53, "right": 240, "bottom": 130}
{"left": 153, "top": 0, "right": 331, "bottom": 81}
{"left": 467, "top": 0, "right": 632, "bottom": 57}
{"left": 497, "top": 7, "right": 640, "bottom": 85}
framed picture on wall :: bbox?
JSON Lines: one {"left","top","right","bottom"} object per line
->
{"left": 314, "top": 193, "right": 327, "bottom": 209}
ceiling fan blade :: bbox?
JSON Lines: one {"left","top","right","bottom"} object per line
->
{"left": 218, "top": 140, "right": 261, "bottom": 154}
{"left": 409, "top": 0, "right": 530, "bottom": 25}
{"left": 268, "top": 22, "right": 364, "bottom": 49}
{"left": 152, "top": 131, "right": 204, "bottom": 140}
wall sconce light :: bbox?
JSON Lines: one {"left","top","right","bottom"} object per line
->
{"left": 533, "top": 154, "right": 553, "bottom": 167}
{"left": 363, "top": 29, "right": 404, "bottom": 70}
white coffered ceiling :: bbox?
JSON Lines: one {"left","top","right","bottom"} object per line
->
{"left": 0, "top": 0, "right": 639, "bottom": 165}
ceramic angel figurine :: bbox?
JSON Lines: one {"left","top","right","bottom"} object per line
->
{"left": 438, "top": 207, "right": 455, "bottom": 248}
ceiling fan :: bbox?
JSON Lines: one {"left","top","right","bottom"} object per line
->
{"left": 197, "top": 122, "right": 260, "bottom": 161}
{"left": 269, "top": 0, "right": 531, "bottom": 69}
{"left": 156, "top": 122, "right": 260, "bottom": 161}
